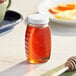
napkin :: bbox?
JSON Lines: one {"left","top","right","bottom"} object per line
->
{"left": 41, "top": 64, "right": 76, "bottom": 76}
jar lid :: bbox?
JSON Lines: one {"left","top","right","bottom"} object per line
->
{"left": 28, "top": 13, "right": 49, "bottom": 24}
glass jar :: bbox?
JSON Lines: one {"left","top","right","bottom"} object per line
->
{"left": 25, "top": 13, "right": 51, "bottom": 64}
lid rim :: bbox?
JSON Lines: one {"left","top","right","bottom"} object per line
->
{"left": 28, "top": 13, "right": 49, "bottom": 24}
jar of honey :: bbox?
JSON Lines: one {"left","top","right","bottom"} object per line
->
{"left": 25, "top": 13, "right": 51, "bottom": 64}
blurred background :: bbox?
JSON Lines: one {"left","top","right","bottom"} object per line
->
{"left": 9, "top": 0, "right": 43, "bottom": 18}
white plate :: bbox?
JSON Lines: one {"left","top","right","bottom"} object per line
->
{"left": 38, "top": 0, "right": 76, "bottom": 25}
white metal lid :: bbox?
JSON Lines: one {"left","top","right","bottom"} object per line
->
{"left": 28, "top": 13, "right": 49, "bottom": 24}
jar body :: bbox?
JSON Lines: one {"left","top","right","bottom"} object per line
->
{"left": 25, "top": 23, "right": 51, "bottom": 64}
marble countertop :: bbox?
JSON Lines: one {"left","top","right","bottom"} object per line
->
{"left": 0, "top": 0, "right": 76, "bottom": 76}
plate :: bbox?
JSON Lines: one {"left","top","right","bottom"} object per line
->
{"left": 0, "top": 10, "right": 23, "bottom": 34}
{"left": 38, "top": 0, "right": 76, "bottom": 25}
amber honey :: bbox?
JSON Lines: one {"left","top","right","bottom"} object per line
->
{"left": 25, "top": 24, "right": 51, "bottom": 64}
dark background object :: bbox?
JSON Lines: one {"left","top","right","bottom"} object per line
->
{"left": 0, "top": 10, "right": 23, "bottom": 34}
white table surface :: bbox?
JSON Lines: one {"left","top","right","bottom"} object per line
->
{"left": 0, "top": 0, "right": 76, "bottom": 76}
